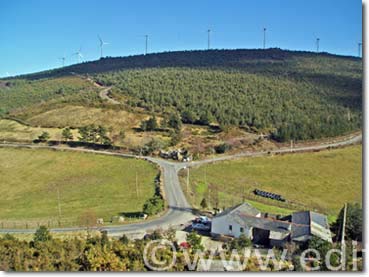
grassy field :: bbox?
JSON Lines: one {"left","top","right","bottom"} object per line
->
{"left": 0, "top": 119, "right": 79, "bottom": 142}
{"left": 181, "top": 145, "right": 362, "bottom": 217}
{"left": 0, "top": 148, "right": 158, "bottom": 227}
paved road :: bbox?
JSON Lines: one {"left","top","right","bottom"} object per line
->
{"left": 0, "top": 132, "right": 362, "bottom": 236}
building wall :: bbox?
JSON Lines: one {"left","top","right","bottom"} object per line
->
{"left": 211, "top": 216, "right": 252, "bottom": 238}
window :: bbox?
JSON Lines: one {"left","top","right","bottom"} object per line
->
{"left": 240, "top": 227, "right": 244, "bottom": 233}
{"left": 229, "top": 225, "right": 233, "bottom": 231}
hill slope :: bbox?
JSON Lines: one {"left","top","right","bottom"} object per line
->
{"left": 0, "top": 48, "right": 362, "bottom": 144}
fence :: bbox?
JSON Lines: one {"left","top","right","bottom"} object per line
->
{"left": 0, "top": 215, "right": 147, "bottom": 230}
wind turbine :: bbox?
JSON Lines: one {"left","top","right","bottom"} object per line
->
{"left": 358, "top": 42, "right": 362, "bottom": 58}
{"left": 73, "top": 47, "right": 83, "bottom": 64}
{"left": 316, "top": 37, "right": 320, "bottom": 53}
{"left": 98, "top": 35, "right": 109, "bottom": 58}
{"left": 207, "top": 29, "right": 211, "bottom": 50}
{"left": 59, "top": 55, "right": 66, "bottom": 67}
{"left": 144, "top": 34, "right": 149, "bottom": 55}
{"left": 263, "top": 27, "right": 267, "bottom": 49}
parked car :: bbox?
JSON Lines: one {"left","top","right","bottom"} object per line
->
{"left": 193, "top": 216, "right": 210, "bottom": 224}
{"left": 192, "top": 223, "right": 211, "bottom": 231}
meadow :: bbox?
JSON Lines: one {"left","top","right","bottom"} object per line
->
{"left": 180, "top": 145, "right": 362, "bottom": 217}
{"left": 0, "top": 147, "right": 158, "bottom": 227}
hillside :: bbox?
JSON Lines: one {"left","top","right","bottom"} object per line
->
{"left": 180, "top": 145, "right": 362, "bottom": 217}
{"left": 0, "top": 48, "right": 362, "bottom": 149}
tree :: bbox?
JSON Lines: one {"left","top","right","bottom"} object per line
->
{"left": 197, "top": 111, "right": 213, "bottom": 126}
{"left": 38, "top": 131, "right": 50, "bottom": 142}
{"left": 181, "top": 110, "right": 197, "bottom": 124}
{"left": 97, "top": 125, "right": 112, "bottom": 145}
{"left": 214, "top": 143, "right": 231, "bottom": 154}
{"left": 200, "top": 198, "right": 208, "bottom": 209}
{"left": 141, "top": 139, "right": 164, "bottom": 155}
{"left": 142, "top": 195, "right": 164, "bottom": 216}
{"left": 229, "top": 234, "right": 252, "bottom": 251}
{"left": 168, "top": 113, "right": 182, "bottom": 131}
{"left": 186, "top": 230, "right": 203, "bottom": 251}
{"left": 169, "top": 130, "right": 182, "bottom": 146}
{"left": 332, "top": 203, "right": 362, "bottom": 242}
{"left": 34, "top": 226, "right": 52, "bottom": 242}
{"left": 307, "top": 237, "right": 339, "bottom": 271}
{"left": 78, "top": 125, "right": 112, "bottom": 145}
{"left": 119, "top": 234, "right": 129, "bottom": 244}
{"left": 141, "top": 116, "right": 158, "bottom": 131}
{"left": 62, "top": 128, "right": 73, "bottom": 141}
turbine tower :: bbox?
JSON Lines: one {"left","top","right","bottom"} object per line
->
{"left": 59, "top": 56, "right": 66, "bottom": 67}
{"left": 73, "top": 47, "right": 83, "bottom": 64}
{"left": 358, "top": 42, "right": 362, "bottom": 58}
{"left": 263, "top": 27, "right": 267, "bottom": 49}
{"left": 98, "top": 35, "right": 109, "bottom": 59}
{"left": 316, "top": 38, "right": 320, "bottom": 53}
{"left": 207, "top": 29, "right": 211, "bottom": 50}
{"left": 145, "top": 35, "right": 149, "bottom": 55}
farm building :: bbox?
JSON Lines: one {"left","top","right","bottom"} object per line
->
{"left": 211, "top": 202, "right": 332, "bottom": 247}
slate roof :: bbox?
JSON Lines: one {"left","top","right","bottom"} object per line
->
{"left": 213, "top": 202, "right": 332, "bottom": 243}
{"left": 215, "top": 202, "right": 260, "bottom": 218}
{"left": 291, "top": 211, "right": 332, "bottom": 243}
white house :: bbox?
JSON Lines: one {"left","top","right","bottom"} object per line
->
{"left": 211, "top": 202, "right": 332, "bottom": 247}
{"left": 211, "top": 202, "right": 262, "bottom": 239}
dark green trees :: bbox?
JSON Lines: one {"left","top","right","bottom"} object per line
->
{"left": 140, "top": 116, "right": 158, "bottom": 131}
{"left": 78, "top": 125, "right": 112, "bottom": 145}
{"left": 332, "top": 203, "right": 362, "bottom": 242}
{"left": 62, "top": 128, "right": 73, "bottom": 141}
{"left": 37, "top": 131, "right": 50, "bottom": 142}
{"left": 34, "top": 226, "right": 52, "bottom": 243}
{"left": 142, "top": 195, "right": 164, "bottom": 216}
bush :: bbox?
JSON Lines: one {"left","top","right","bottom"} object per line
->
{"left": 34, "top": 226, "right": 52, "bottom": 243}
{"left": 214, "top": 143, "right": 231, "bottom": 154}
{"left": 62, "top": 127, "right": 73, "bottom": 141}
{"left": 142, "top": 195, "right": 164, "bottom": 216}
{"left": 38, "top": 131, "right": 50, "bottom": 142}
{"left": 140, "top": 116, "right": 158, "bottom": 131}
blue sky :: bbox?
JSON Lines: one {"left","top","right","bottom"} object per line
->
{"left": 0, "top": 0, "right": 362, "bottom": 77}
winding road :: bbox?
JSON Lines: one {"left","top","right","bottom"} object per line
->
{"left": 0, "top": 132, "right": 362, "bottom": 236}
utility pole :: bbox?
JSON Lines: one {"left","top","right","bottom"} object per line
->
{"left": 316, "top": 38, "right": 320, "bottom": 53}
{"left": 358, "top": 42, "right": 362, "bottom": 58}
{"left": 135, "top": 171, "right": 139, "bottom": 198}
{"left": 340, "top": 203, "right": 347, "bottom": 270}
{"left": 186, "top": 166, "right": 190, "bottom": 194}
{"left": 204, "top": 166, "right": 207, "bottom": 186}
{"left": 207, "top": 29, "right": 211, "bottom": 50}
{"left": 290, "top": 140, "right": 293, "bottom": 152}
{"left": 263, "top": 28, "right": 266, "bottom": 49}
{"left": 56, "top": 186, "right": 62, "bottom": 220}
{"left": 145, "top": 35, "right": 148, "bottom": 55}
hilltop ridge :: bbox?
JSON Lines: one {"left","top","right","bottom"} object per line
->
{"left": 4, "top": 48, "right": 361, "bottom": 80}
